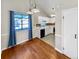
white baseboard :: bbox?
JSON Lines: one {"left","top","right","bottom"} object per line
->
{"left": 17, "top": 39, "right": 28, "bottom": 45}
{"left": 55, "top": 47, "right": 63, "bottom": 53}
{"left": 1, "top": 48, "right": 7, "bottom": 52}
{"left": 55, "top": 34, "right": 62, "bottom": 38}
{"left": 55, "top": 47, "right": 71, "bottom": 58}
{"left": 1, "top": 39, "right": 29, "bottom": 51}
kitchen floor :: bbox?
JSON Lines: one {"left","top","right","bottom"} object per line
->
{"left": 41, "top": 34, "right": 55, "bottom": 47}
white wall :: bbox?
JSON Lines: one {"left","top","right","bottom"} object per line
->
{"left": 1, "top": 0, "right": 46, "bottom": 50}
{"left": 1, "top": 0, "right": 29, "bottom": 50}
{"left": 55, "top": 5, "right": 62, "bottom": 51}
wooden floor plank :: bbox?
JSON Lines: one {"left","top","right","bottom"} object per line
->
{"left": 1, "top": 37, "right": 70, "bottom": 59}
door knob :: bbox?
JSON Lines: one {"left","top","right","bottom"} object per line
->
{"left": 75, "top": 34, "right": 77, "bottom": 39}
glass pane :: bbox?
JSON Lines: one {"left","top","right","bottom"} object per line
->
{"left": 15, "top": 18, "right": 21, "bottom": 26}
{"left": 22, "top": 19, "right": 29, "bottom": 24}
{"left": 14, "top": 14, "right": 22, "bottom": 19}
{"left": 23, "top": 15, "right": 29, "bottom": 19}
{"left": 15, "top": 25, "right": 21, "bottom": 30}
{"left": 22, "top": 24, "right": 29, "bottom": 28}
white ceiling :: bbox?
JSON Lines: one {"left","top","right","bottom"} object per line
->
{"left": 36, "top": 0, "right": 78, "bottom": 16}
{"left": 37, "top": 0, "right": 78, "bottom": 9}
{"left": 60, "top": 0, "right": 78, "bottom": 9}
{"left": 5, "top": 0, "right": 77, "bottom": 16}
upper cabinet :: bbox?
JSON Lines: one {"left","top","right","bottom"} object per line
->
{"left": 38, "top": 16, "right": 55, "bottom": 24}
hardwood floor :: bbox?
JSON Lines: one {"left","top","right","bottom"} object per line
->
{"left": 1, "top": 37, "right": 70, "bottom": 59}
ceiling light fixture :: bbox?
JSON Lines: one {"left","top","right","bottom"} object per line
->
{"left": 26, "top": 0, "right": 33, "bottom": 14}
{"left": 31, "top": 0, "right": 40, "bottom": 13}
{"left": 26, "top": 9, "right": 33, "bottom": 14}
{"left": 27, "top": 0, "right": 40, "bottom": 14}
{"left": 50, "top": 8, "right": 56, "bottom": 18}
{"left": 50, "top": 14, "right": 56, "bottom": 17}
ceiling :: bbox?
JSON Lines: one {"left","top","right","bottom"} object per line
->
{"left": 60, "top": 0, "right": 78, "bottom": 9}
{"left": 5, "top": 0, "right": 77, "bottom": 17}
{"left": 36, "top": 0, "right": 78, "bottom": 16}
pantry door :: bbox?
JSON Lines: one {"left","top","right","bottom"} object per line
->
{"left": 62, "top": 8, "right": 78, "bottom": 59}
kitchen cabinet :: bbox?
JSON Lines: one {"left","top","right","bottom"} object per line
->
{"left": 45, "top": 25, "right": 55, "bottom": 36}
{"left": 45, "top": 26, "right": 49, "bottom": 36}
{"left": 49, "top": 25, "right": 55, "bottom": 34}
{"left": 32, "top": 25, "right": 55, "bottom": 38}
{"left": 33, "top": 27, "right": 40, "bottom": 38}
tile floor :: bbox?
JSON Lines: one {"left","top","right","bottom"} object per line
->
{"left": 41, "top": 34, "right": 55, "bottom": 47}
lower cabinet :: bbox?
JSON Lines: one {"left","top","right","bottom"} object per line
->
{"left": 33, "top": 28, "right": 40, "bottom": 38}
{"left": 33, "top": 26, "right": 55, "bottom": 38}
{"left": 45, "top": 26, "right": 49, "bottom": 36}
{"left": 49, "top": 26, "right": 54, "bottom": 34}
{"left": 45, "top": 26, "right": 54, "bottom": 36}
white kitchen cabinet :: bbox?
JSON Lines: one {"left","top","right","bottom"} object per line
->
{"left": 49, "top": 25, "right": 55, "bottom": 34}
{"left": 33, "top": 27, "right": 40, "bottom": 38}
{"left": 50, "top": 26, "right": 53, "bottom": 33}
{"left": 45, "top": 25, "right": 55, "bottom": 36}
{"left": 45, "top": 26, "right": 50, "bottom": 35}
{"left": 38, "top": 16, "right": 49, "bottom": 24}
{"left": 49, "top": 18, "right": 56, "bottom": 23}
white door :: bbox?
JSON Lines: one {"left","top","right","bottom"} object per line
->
{"left": 62, "top": 8, "right": 78, "bottom": 59}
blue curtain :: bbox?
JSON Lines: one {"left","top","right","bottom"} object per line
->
{"left": 8, "top": 11, "right": 16, "bottom": 47}
{"left": 28, "top": 14, "right": 32, "bottom": 40}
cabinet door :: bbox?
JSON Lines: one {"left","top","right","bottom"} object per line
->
{"left": 49, "top": 26, "right": 53, "bottom": 34}
{"left": 45, "top": 26, "right": 49, "bottom": 35}
{"left": 33, "top": 29, "right": 37, "bottom": 38}
{"left": 36, "top": 29, "right": 40, "bottom": 38}
{"left": 33, "top": 28, "right": 40, "bottom": 38}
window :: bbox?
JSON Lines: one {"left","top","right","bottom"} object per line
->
{"left": 14, "top": 14, "right": 29, "bottom": 30}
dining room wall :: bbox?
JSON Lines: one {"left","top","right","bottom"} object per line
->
{"left": 1, "top": 0, "right": 46, "bottom": 50}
